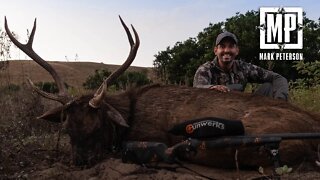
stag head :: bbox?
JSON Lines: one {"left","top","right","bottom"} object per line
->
{"left": 5, "top": 16, "right": 139, "bottom": 165}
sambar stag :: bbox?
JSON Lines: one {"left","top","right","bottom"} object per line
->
{"left": 5, "top": 16, "right": 320, "bottom": 168}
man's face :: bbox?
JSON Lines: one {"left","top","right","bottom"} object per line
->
{"left": 214, "top": 38, "right": 239, "bottom": 64}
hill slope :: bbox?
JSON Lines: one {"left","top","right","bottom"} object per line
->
{"left": 0, "top": 60, "right": 155, "bottom": 88}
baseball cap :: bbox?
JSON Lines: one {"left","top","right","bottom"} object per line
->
{"left": 215, "top": 31, "right": 238, "bottom": 46}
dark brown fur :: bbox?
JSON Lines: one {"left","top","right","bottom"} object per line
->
{"left": 44, "top": 84, "right": 320, "bottom": 167}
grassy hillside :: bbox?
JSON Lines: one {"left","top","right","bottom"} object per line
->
{"left": 0, "top": 60, "right": 156, "bottom": 89}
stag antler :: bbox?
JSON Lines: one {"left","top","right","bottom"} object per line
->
{"left": 89, "top": 16, "right": 140, "bottom": 108}
{"left": 4, "top": 17, "right": 71, "bottom": 104}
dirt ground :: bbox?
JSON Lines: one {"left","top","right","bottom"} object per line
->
{"left": 1, "top": 87, "right": 320, "bottom": 180}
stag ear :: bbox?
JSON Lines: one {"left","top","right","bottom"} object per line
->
{"left": 105, "top": 103, "right": 129, "bottom": 127}
{"left": 37, "top": 106, "right": 66, "bottom": 123}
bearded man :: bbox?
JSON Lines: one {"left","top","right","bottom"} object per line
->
{"left": 193, "top": 31, "right": 288, "bottom": 100}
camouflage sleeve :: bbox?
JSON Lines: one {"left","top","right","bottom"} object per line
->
{"left": 193, "top": 65, "right": 214, "bottom": 88}
{"left": 242, "top": 61, "right": 280, "bottom": 83}
{"left": 242, "top": 61, "right": 288, "bottom": 99}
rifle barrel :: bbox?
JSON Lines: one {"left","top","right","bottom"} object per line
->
{"left": 258, "top": 133, "right": 320, "bottom": 140}
{"left": 189, "top": 133, "right": 320, "bottom": 149}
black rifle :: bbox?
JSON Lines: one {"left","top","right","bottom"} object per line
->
{"left": 122, "top": 133, "right": 320, "bottom": 178}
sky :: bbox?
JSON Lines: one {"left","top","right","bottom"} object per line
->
{"left": 1, "top": 0, "right": 319, "bottom": 67}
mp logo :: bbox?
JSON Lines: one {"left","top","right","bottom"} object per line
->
{"left": 259, "top": 7, "right": 303, "bottom": 50}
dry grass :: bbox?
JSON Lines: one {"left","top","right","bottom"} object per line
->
{"left": 0, "top": 85, "right": 71, "bottom": 178}
{"left": 289, "top": 85, "right": 320, "bottom": 113}
{"left": 0, "top": 60, "right": 156, "bottom": 89}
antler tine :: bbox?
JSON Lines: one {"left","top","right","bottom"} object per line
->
{"left": 27, "top": 18, "right": 36, "bottom": 47}
{"left": 89, "top": 16, "right": 140, "bottom": 108}
{"left": 4, "top": 17, "right": 71, "bottom": 104}
{"left": 105, "top": 15, "right": 140, "bottom": 85}
{"left": 27, "top": 78, "right": 68, "bottom": 104}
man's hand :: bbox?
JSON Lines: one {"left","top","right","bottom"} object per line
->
{"left": 209, "top": 85, "right": 230, "bottom": 92}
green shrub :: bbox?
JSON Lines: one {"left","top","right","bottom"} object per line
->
{"left": 35, "top": 82, "right": 69, "bottom": 93}
{"left": 83, "top": 69, "right": 111, "bottom": 90}
{"left": 83, "top": 68, "right": 152, "bottom": 90}
{"left": 0, "top": 84, "right": 20, "bottom": 94}
{"left": 115, "top": 71, "right": 152, "bottom": 90}
{"left": 291, "top": 60, "right": 320, "bottom": 88}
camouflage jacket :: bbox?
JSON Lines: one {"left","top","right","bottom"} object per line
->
{"left": 193, "top": 57, "right": 287, "bottom": 91}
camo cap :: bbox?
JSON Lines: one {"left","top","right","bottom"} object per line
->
{"left": 215, "top": 31, "right": 238, "bottom": 46}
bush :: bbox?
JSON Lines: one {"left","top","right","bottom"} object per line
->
{"left": 83, "top": 68, "right": 152, "bottom": 90}
{"left": 291, "top": 60, "right": 320, "bottom": 88}
{"left": 35, "top": 82, "right": 70, "bottom": 93}
{"left": 0, "top": 84, "right": 20, "bottom": 93}
{"left": 83, "top": 69, "right": 112, "bottom": 90}
{"left": 115, "top": 71, "right": 152, "bottom": 90}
